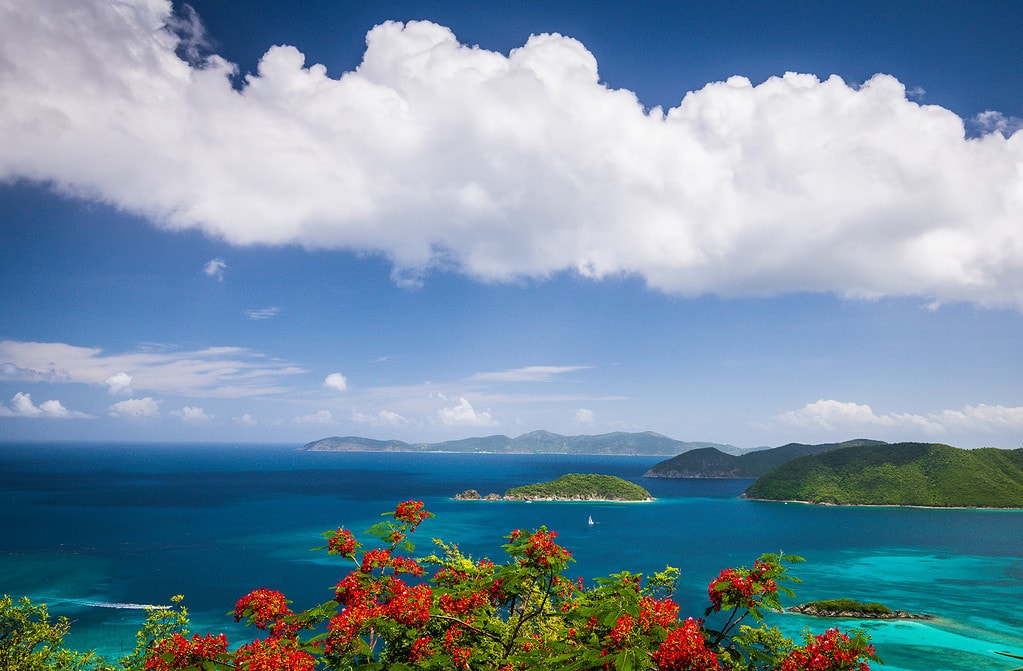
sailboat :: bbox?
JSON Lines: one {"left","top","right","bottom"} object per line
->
{"left": 587, "top": 515, "right": 594, "bottom": 525}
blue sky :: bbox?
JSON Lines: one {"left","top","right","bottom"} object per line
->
{"left": 1, "top": 0, "right": 1022, "bottom": 448}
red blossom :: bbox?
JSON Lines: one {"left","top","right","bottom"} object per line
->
{"left": 779, "top": 628, "right": 876, "bottom": 671}
{"left": 652, "top": 618, "right": 719, "bottom": 671}
{"left": 394, "top": 500, "right": 430, "bottom": 528}
{"left": 233, "top": 588, "right": 292, "bottom": 634}
{"left": 327, "top": 528, "right": 359, "bottom": 557}
{"left": 639, "top": 596, "right": 681, "bottom": 631}
{"left": 234, "top": 636, "right": 316, "bottom": 671}
{"left": 361, "top": 548, "right": 392, "bottom": 573}
{"left": 607, "top": 613, "right": 635, "bottom": 649}
{"left": 144, "top": 632, "right": 228, "bottom": 671}
{"left": 408, "top": 636, "right": 433, "bottom": 663}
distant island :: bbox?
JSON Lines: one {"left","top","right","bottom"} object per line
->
{"left": 643, "top": 439, "right": 886, "bottom": 479}
{"left": 743, "top": 442, "right": 1023, "bottom": 508}
{"left": 300, "top": 430, "right": 739, "bottom": 456}
{"left": 456, "top": 473, "right": 653, "bottom": 502}
{"left": 788, "top": 599, "right": 932, "bottom": 620}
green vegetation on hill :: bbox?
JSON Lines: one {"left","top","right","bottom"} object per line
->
{"left": 504, "top": 473, "right": 652, "bottom": 501}
{"left": 744, "top": 442, "right": 1023, "bottom": 507}
{"left": 644, "top": 439, "right": 885, "bottom": 479}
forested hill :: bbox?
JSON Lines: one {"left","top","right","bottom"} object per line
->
{"left": 300, "top": 430, "right": 738, "bottom": 456}
{"left": 643, "top": 439, "right": 885, "bottom": 478}
{"left": 743, "top": 442, "right": 1023, "bottom": 507}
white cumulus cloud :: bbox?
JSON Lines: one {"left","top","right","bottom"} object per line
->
{"left": 0, "top": 392, "right": 89, "bottom": 419}
{"left": 352, "top": 409, "right": 410, "bottom": 426}
{"left": 174, "top": 406, "right": 212, "bottom": 423}
{"left": 1, "top": 1, "right": 1022, "bottom": 308}
{"left": 323, "top": 372, "right": 348, "bottom": 392}
{"left": 105, "top": 372, "right": 134, "bottom": 395}
{"left": 437, "top": 397, "right": 497, "bottom": 427}
{"left": 575, "top": 408, "right": 595, "bottom": 424}
{"left": 109, "top": 397, "right": 162, "bottom": 419}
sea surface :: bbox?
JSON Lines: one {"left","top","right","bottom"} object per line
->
{"left": 1, "top": 442, "right": 1022, "bottom": 671}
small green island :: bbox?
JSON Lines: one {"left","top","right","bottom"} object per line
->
{"left": 787, "top": 599, "right": 932, "bottom": 620}
{"left": 456, "top": 473, "right": 653, "bottom": 502}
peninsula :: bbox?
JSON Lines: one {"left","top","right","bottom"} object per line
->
{"left": 743, "top": 442, "right": 1023, "bottom": 508}
{"left": 457, "top": 473, "right": 653, "bottom": 502}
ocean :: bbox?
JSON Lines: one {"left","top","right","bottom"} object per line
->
{"left": 1, "top": 442, "right": 1021, "bottom": 671}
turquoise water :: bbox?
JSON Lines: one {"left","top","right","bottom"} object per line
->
{"left": 1, "top": 442, "right": 1021, "bottom": 670}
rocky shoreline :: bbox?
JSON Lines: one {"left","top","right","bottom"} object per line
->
{"left": 454, "top": 489, "right": 651, "bottom": 502}
{"left": 787, "top": 603, "right": 933, "bottom": 620}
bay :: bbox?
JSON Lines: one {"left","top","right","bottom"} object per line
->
{"left": 1, "top": 442, "right": 1021, "bottom": 670}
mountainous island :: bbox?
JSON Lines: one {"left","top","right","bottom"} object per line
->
{"left": 643, "top": 439, "right": 885, "bottom": 478}
{"left": 456, "top": 473, "right": 653, "bottom": 502}
{"left": 743, "top": 442, "right": 1023, "bottom": 508}
{"left": 301, "top": 431, "right": 738, "bottom": 456}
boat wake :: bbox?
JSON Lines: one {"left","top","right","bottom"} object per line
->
{"left": 40, "top": 597, "right": 170, "bottom": 610}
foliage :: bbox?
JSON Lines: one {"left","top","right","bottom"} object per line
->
{"left": 503, "top": 473, "right": 652, "bottom": 501}
{"left": 745, "top": 443, "right": 1023, "bottom": 507}
{"left": 646, "top": 441, "right": 884, "bottom": 479}
{"left": 7, "top": 501, "right": 889, "bottom": 670}
{"left": 0, "top": 595, "right": 105, "bottom": 671}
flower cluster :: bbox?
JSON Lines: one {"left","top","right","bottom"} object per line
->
{"left": 707, "top": 559, "right": 779, "bottom": 612}
{"left": 233, "top": 588, "right": 292, "bottom": 634}
{"left": 326, "top": 527, "right": 359, "bottom": 557}
{"left": 780, "top": 628, "right": 878, "bottom": 671}
{"left": 233, "top": 636, "right": 316, "bottom": 671}
{"left": 653, "top": 618, "right": 720, "bottom": 671}
{"left": 144, "top": 632, "right": 228, "bottom": 671}
{"left": 394, "top": 499, "right": 430, "bottom": 528}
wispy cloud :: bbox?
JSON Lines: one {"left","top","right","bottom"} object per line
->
{"left": 471, "top": 365, "right": 589, "bottom": 382}
{"left": 246, "top": 307, "right": 281, "bottom": 320}
{"left": 203, "top": 258, "right": 227, "bottom": 281}
{"left": 779, "top": 399, "right": 1023, "bottom": 435}
{"left": 2, "top": 2, "right": 1021, "bottom": 307}
{"left": 0, "top": 340, "right": 307, "bottom": 398}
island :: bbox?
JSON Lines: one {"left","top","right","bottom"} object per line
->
{"left": 299, "top": 430, "right": 738, "bottom": 456}
{"left": 743, "top": 442, "right": 1023, "bottom": 508}
{"left": 456, "top": 474, "right": 653, "bottom": 502}
{"left": 787, "top": 599, "right": 932, "bottom": 620}
{"left": 643, "top": 439, "right": 885, "bottom": 479}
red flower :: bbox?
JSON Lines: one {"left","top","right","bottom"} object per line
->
{"left": 653, "top": 618, "right": 719, "bottom": 671}
{"left": 144, "top": 633, "right": 228, "bottom": 671}
{"left": 607, "top": 614, "right": 635, "bottom": 649}
{"left": 394, "top": 500, "right": 430, "bottom": 528}
{"left": 327, "top": 528, "right": 359, "bottom": 557}
{"left": 234, "top": 636, "right": 315, "bottom": 671}
{"left": 779, "top": 628, "right": 876, "bottom": 671}
{"left": 233, "top": 589, "right": 292, "bottom": 637}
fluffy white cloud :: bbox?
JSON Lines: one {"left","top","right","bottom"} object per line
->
{"left": 780, "top": 399, "right": 1023, "bottom": 435}
{"left": 105, "top": 372, "right": 134, "bottom": 395}
{"left": 323, "top": 372, "right": 348, "bottom": 391}
{"left": 236, "top": 413, "right": 257, "bottom": 426}
{"left": 575, "top": 408, "right": 595, "bottom": 424}
{"left": 2, "top": 1, "right": 1022, "bottom": 307}
{"left": 174, "top": 406, "right": 212, "bottom": 423}
{"left": 437, "top": 397, "right": 497, "bottom": 426}
{"left": 0, "top": 340, "right": 306, "bottom": 398}
{"left": 0, "top": 392, "right": 89, "bottom": 419}
{"left": 203, "top": 258, "right": 227, "bottom": 281}
{"left": 109, "top": 397, "right": 161, "bottom": 419}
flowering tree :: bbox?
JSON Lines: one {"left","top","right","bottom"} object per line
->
{"left": 132, "top": 500, "right": 877, "bottom": 671}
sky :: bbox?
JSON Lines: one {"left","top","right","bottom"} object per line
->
{"left": 1, "top": 0, "right": 1022, "bottom": 449}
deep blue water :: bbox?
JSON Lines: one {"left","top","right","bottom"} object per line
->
{"left": 1, "top": 442, "right": 1022, "bottom": 671}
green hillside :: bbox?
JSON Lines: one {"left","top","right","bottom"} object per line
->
{"left": 644, "top": 439, "right": 884, "bottom": 478}
{"left": 743, "top": 443, "right": 1023, "bottom": 507}
{"left": 503, "top": 473, "right": 653, "bottom": 501}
